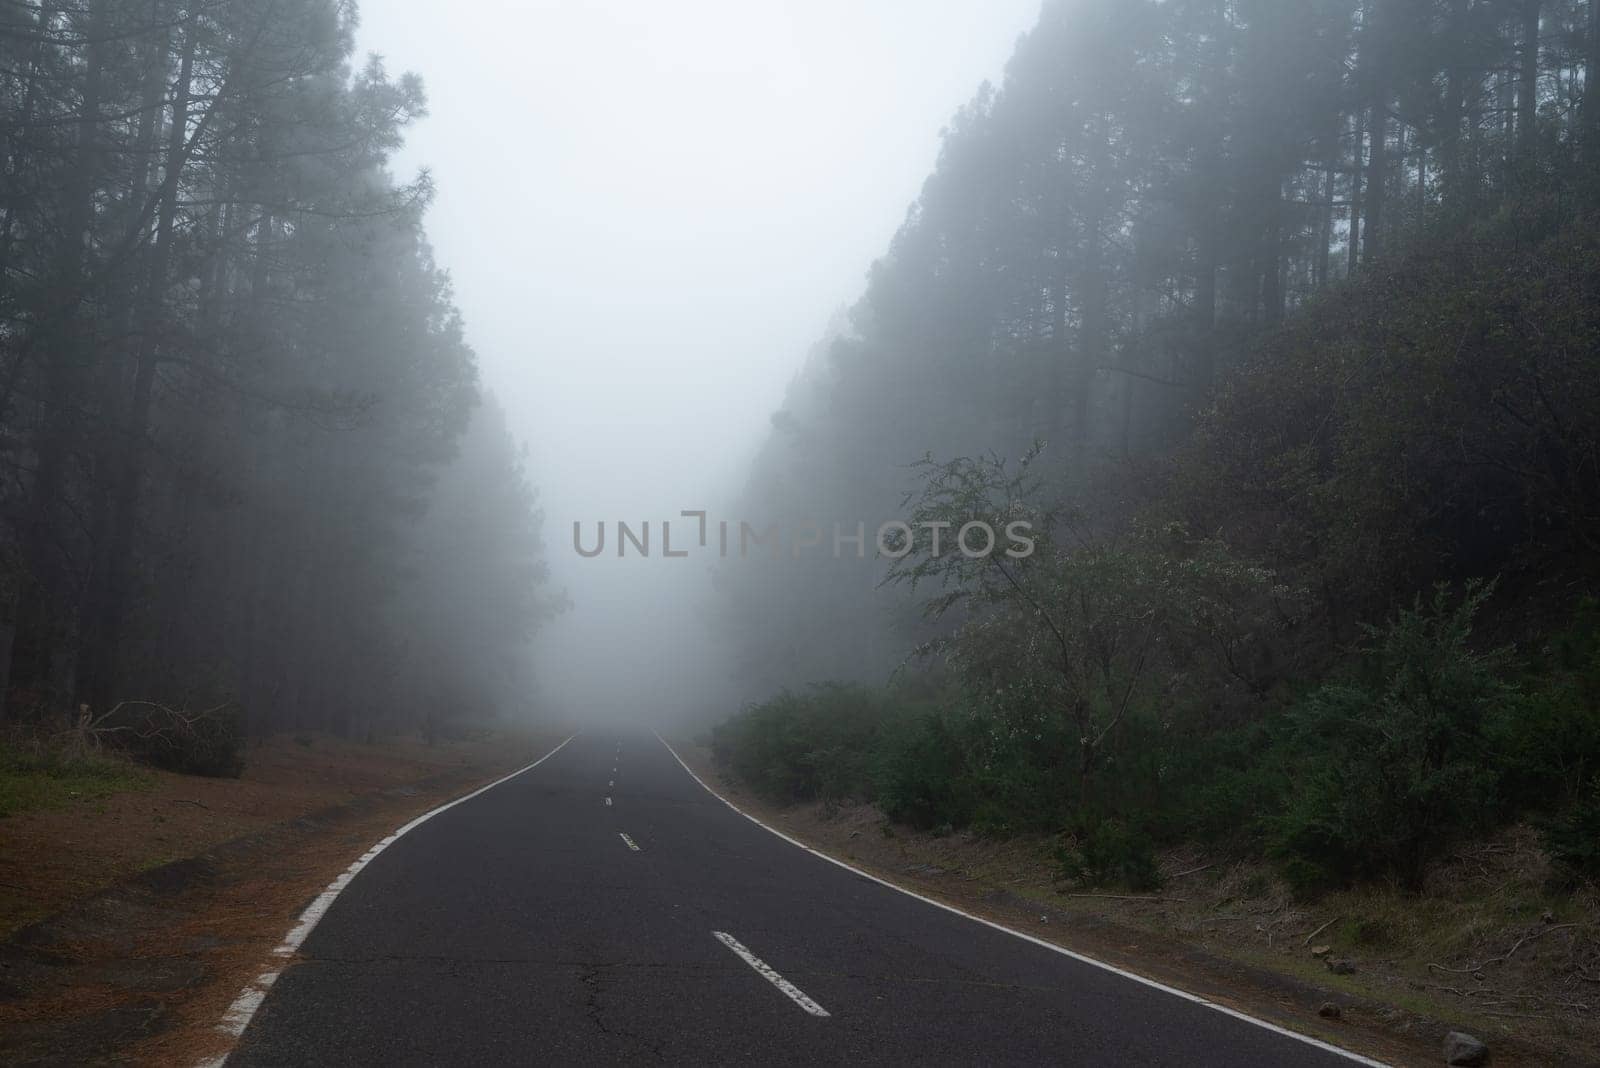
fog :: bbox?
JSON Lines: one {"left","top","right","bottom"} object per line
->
{"left": 355, "top": 1, "right": 1042, "bottom": 728}
{"left": 8, "top": 6, "right": 1597, "bottom": 1055}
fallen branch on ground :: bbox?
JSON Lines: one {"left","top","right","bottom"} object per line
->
{"left": 1303, "top": 916, "right": 1339, "bottom": 946}
{"left": 1428, "top": 923, "right": 1583, "bottom": 976}
{"left": 1169, "top": 862, "right": 1213, "bottom": 879}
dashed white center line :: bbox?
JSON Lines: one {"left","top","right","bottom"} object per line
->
{"left": 712, "top": 931, "right": 830, "bottom": 1017}
{"left": 604, "top": 797, "right": 612, "bottom": 806}
{"left": 608, "top": 780, "right": 614, "bottom": 787}
{"left": 619, "top": 832, "right": 640, "bottom": 851}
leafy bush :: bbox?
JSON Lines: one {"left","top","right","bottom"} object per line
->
{"left": 1057, "top": 818, "right": 1162, "bottom": 892}
{"left": 1494, "top": 599, "right": 1600, "bottom": 810}
{"left": 1541, "top": 785, "right": 1600, "bottom": 885}
{"left": 874, "top": 709, "right": 976, "bottom": 830}
{"left": 884, "top": 449, "right": 1300, "bottom": 819}
{"left": 712, "top": 684, "right": 903, "bottom": 805}
{"left": 1519, "top": 602, "right": 1600, "bottom": 885}
{"left": 1493, "top": 681, "right": 1600, "bottom": 812}
{"left": 1158, "top": 719, "right": 1288, "bottom": 846}
{"left": 1271, "top": 583, "right": 1510, "bottom": 892}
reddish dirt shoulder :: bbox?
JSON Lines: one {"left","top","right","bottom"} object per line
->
{"left": 0, "top": 727, "right": 568, "bottom": 1066}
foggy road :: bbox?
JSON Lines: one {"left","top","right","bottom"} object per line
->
{"left": 227, "top": 734, "right": 1381, "bottom": 1067}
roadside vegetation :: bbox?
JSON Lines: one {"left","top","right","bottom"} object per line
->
{"left": 715, "top": 588, "right": 1600, "bottom": 893}
{"left": 715, "top": 2, "right": 1600, "bottom": 920}
{"left": 0, "top": 731, "right": 150, "bottom": 819}
{"left": 716, "top": 213, "right": 1600, "bottom": 897}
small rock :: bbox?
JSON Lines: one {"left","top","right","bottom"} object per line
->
{"left": 1443, "top": 1030, "right": 1488, "bottom": 1066}
{"left": 1310, "top": 944, "right": 1332, "bottom": 958}
{"left": 1541, "top": 909, "right": 1555, "bottom": 924}
{"left": 1325, "top": 958, "right": 1356, "bottom": 975}
{"left": 1317, "top": 1002, "right": 1342, "bottom": 1020}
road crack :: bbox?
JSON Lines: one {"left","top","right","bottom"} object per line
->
{"left": 577, "top": 962, "right": 667, "bottom": 1062}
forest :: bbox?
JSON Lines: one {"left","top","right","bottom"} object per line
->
{"left": 4, "top": 0, "right": 1599, "bottom": 900}
{"left": 4, "top": 1, "right": 1600, "bottom": 1061}
{"left": 713, "top": 0, "right": 1600, "bottom": 895}
{"left": 0, "top": 1, "right": 558, "bottom": 769}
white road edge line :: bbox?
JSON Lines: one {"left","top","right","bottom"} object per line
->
{"left": 656, "top": 733, "right": 1388, "bottom": 1068}
{"left": 713, "top": 931, "right": 830, "bottom": 1017}
{"left": 619, "top": 832, "right": 641, "bottom": 852}
{"left": 197, "top": 734, "right": 577, "bottom": 1067}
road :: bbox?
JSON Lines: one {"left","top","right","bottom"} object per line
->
{"left": 228, "top": 732, "right": 1381, "bottom": 1066}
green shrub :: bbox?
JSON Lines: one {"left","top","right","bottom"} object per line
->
{"left": 874, "top": 709, "right": 975, "bottom": 830}
{"left": 1057, "top": 818, "right": 1162, "bottom": 892}
{"left": 1494, "top": 600, "right": 1600, "bottom": 810}
{"left": 1493, "top": 682, "right": 1600, "bottom": 810}
{"left": 1158, "top": 719, "right": 1288, "bottom": 846}
{"left": 1541, "top": 784, "right": 1600, "bottom": 885}
{"left": 1271, "top": 582, "right": 1510, "bottom": 892}
{"left": 712, "top": 684, "right": 897, "bottom": 805}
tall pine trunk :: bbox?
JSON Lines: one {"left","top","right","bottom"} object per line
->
{"left": 78, "top": 29, "right": 196, "bottom": 714}
{"left": 7, "top": 0, "right": 109, "bottom": 719}
{"left": 1364, "top": 7, "right": 1389, "bottom": 265}
{"left": 1070, "top": 110, "right": 1111, "bottom": 455}
{"left": 1585, "top": 0, "right": 1600, "bottom": 156}
{"left": 1519, "top": 0, "right": 1543, "bottom": 163}
{"left": 1442, "top": 0, "right": 1471, "bottom": 209}
{"left": 74, "top": 5, "right": 171, "bottom": 712}
{"left": 1045, "top": 166, "right": 1070, "bottom": 444}
{"left": 0, "top": 0, "right": 61, "bottom": 719}
{"left": 1347, "top": 109, "right": 1365, "bottom": 274}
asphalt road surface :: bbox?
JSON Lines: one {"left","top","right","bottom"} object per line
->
{"left": 228, "top": 733, "right": 1381, "bottom": 1066}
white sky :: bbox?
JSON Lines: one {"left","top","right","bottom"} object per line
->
{"left": 354, "top": 0, "right": 1043, "bottom": 721}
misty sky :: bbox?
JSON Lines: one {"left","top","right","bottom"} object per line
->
{"left": 355, "top": 0, "right": 1043, "bottom": 722}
